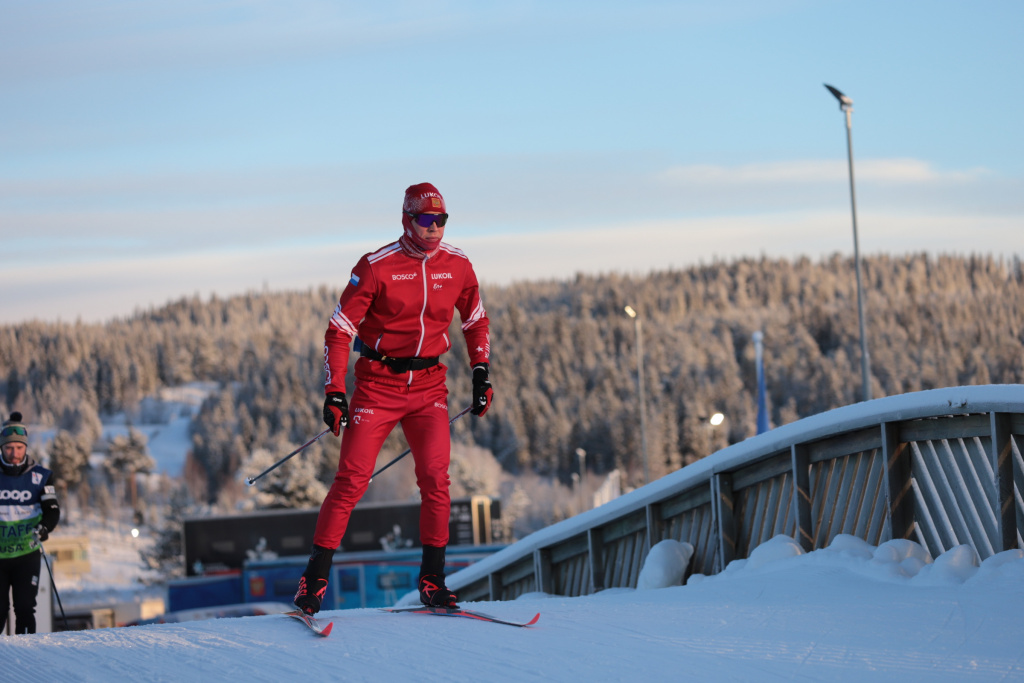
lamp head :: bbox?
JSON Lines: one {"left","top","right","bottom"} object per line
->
{"left": 824, "top": 83, "right": 853, "bottom": 111}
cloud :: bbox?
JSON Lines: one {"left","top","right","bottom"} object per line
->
{"left": 2, "top": 208, "right": 1019, "bottom": 325}
{"left": 659, "top": 159, "right": 990, "bottom": 186}
{"left": 0, "top": 237, "right": 378, "bottom": 324}
{"left": 1, "top": 153, "right": 1016, "bottom": 270}
{"left": 469, "top": 210, "right": 1022, "bottom": 286}
{"left": 0, "top": 2, "right": 530, "bottom": 84}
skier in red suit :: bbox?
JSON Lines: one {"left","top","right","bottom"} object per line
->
{"left": 294, "top": 182, "right": 493, "bottom": 615}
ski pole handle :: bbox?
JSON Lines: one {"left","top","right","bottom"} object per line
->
{"left": 246, "top": 428, "right": 332, "bottom": 486}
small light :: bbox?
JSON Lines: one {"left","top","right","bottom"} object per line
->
{"left": 131, "top": 528, "right": 140, "bottom": 538}
{"left": 624, "top": 306, "right": 636, "bottom": 318}
{"left": 710, "top": 413, "right": 725, "bottom": 426}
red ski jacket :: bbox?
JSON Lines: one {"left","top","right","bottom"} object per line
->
{"left": 324, "top": 240, "right": 490, "bottom": 392}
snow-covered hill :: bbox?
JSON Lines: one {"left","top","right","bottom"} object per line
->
{"left": 3, "top": 535, "right": 1023, "bottom": 682}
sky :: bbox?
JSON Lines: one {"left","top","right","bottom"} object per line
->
{"left": 1, "top": 1, "right": 1022, "bottom": 324}
{"left": 5, "top": 533, "right": 1024, "bottom": 681}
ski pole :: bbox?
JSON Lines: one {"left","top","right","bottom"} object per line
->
{"left": 369, "top": 405, "right": 473, "bottom": 483}
{"left": 40, "top": 549, "right": 70, "bottom": 631}
{"left": 245, "top": 428, "right": 332, "bottom": 486}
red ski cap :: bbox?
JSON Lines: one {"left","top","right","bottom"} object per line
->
{"left": 403, "top": 183, "right": 446, "bottom": 215}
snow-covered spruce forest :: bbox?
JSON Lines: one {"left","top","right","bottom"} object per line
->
{"left": 1, "top": 253, "right": 1021, "bottom": 572}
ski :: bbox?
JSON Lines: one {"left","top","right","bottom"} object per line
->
{"left": 284, "top": 609, "right": 333, "bottom": 637}
{"left": 382, "top": 605, "right": 540, "bottom": 628}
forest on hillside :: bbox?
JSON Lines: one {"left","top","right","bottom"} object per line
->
{"left": 1, "top": 253, "right": 1022, "bottom": 548}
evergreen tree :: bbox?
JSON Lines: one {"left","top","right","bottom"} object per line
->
{"left": 241, "top": 437, "right": 328, "bottom": 510}
{"left": 0, "top": 253, "right": 1020, "bottom": 503}
{"left": 48, "top": 429, "right": 90, "bottom": 495}
{"left": 105, "top": 428, "right": 156, "bottom": 511}
{"left": 140, "top": 484, "right": 193, "bottom": 578}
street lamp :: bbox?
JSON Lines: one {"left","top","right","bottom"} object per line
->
{"left": 753, "top": 331, "right": 769, "bottom": 434}
{"left": 575, "top": 448, "right": 587, "bottom": 511}
{"left": 623, "top": 306, "right": 650, "bottom": 485}
{"left": 703, "top": 412, "right": 726, "bottom": 457}
{"left": 824, "top": 83, "right": 872, "bottom": 402}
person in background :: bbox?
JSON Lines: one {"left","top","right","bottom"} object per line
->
{"left": 293, "top": 183, "right": 493, "bottom": 615}
{"left": 0, "top": 412, "right": 60, "bottom": 634}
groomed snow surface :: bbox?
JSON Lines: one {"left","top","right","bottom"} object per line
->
{"left": 3, "top": 534, "right": 1024, "bottom": 682}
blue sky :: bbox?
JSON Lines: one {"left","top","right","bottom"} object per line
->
{"left": 1, "top": 1, "right": 1021, "bottom": 323}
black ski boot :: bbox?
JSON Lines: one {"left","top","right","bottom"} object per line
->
{"left": 418, "top": 544, "right": 457, "bottom": 608}
{"left": 294, "top": 544, "right": 334, "bottom": 615}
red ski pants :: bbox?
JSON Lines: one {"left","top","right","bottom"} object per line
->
{"left": 313, "top": 375, "right": 452, "bottom": 549}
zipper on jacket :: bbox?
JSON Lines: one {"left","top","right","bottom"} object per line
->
{"left": 411, "top": 258, "right": 430, "bottom": 386}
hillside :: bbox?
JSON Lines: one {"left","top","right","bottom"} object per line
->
{"left": 2, "top": 253, "right": 1021, "bottom": 509}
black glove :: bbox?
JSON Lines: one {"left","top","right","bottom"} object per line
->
{"left": 34, "top": 525, "right": 48, "bottom": 544}
{"left": 471, "top": 363, "right": 493, "bottom": 416}
{"left": 323, "top": 392, "right": 349, "bottom": 435}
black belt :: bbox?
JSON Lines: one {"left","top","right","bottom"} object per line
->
{"left": 360, "top": 345, "right": 439, "bottom": 373}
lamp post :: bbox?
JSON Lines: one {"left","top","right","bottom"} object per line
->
{"left": 575, "top": 448, "right": 587, "bottom": 511}
{"left": 624, "top": 306, "right": 650, "bottom": 485}
{"left": 824, "top": 83, "right": 871, "bottom": 403}
{"left": 703, "top": 412, "right": 725, "bottom": 457}
{"left": 753, "top": 331, "right": 769, "bottom": 434}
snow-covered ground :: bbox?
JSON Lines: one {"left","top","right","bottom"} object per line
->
{"left": 29, "top": 382, "right": 215, "bottom": 476}
{"left": 102, "top": 382, "right": 217, "bottom": 475}
{"left": 50, "top": 520, "right": 165, "bottom": 613}
{"left": 4, "top": 534, "right": 1023, "bottom": 682}
{"left": 99, "top": 415, "right": 194, "bottom": 475}
{"left": 6, "top": 386, "right": 1021, "bottom": 679}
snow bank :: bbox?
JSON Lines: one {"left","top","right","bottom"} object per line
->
{"left": 637, "top": 539, "right": 693, "bottom": 589}
{"left": 686, "top": 533, "right": 1024, "bottom": 588}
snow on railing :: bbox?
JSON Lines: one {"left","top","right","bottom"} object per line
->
{"left": 448, "top": 385, "right": 1024, "bottom": 601}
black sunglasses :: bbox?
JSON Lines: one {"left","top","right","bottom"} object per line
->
{"left": 406, "top": 212, "right": 448, "bottom": 228}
